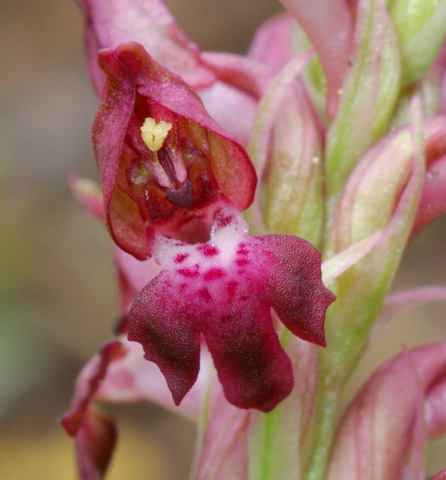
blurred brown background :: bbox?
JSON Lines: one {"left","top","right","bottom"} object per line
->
{"left": 0, "top": 1, "right": 444, "bottom": 479}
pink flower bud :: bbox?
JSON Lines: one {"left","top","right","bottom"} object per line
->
{"left": 327, "top": 343, "right": 446, "bottom": 480}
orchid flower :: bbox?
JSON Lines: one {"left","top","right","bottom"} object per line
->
{"left": 62, "top": 1, "right": 446, "bottom": 479}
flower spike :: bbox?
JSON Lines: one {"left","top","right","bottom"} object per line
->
{"left": 128, "top": 207, "right": 335, "bottom": 411}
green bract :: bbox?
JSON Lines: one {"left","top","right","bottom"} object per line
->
{"left": 325, "top": 0, "right": 402, "bottom": 206}
{"left": 388, "top": 0, "right": 446, "bottom": 85}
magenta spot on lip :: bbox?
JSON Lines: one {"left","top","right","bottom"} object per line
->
{"left": 203, "top": 267, "right": 226, "bottom": 281}
{"left": 174, "top": 253, "right": 189, "bottom": 264}
{"left": 180, "top": 282, "right": 188, "bottom": 291}
{"left": 216, "top": 214, "right": 233, "bottom": 228}
{"left": 226, "top": 280, "right": 238, "bottom": 298}
{"left": 236, "top": 258, "right": 249, "bottom": 267}
{"left": 198, "top": 288, "right": 212, "bottom": 301}
{"left": 177, "top": 265, "right": 200, "bottom": 278}
{"left": 237, "top": 243, "right": 248, "bottom": 255}
{"left": 198, "top": 244, "right": 219, "bottom": 257}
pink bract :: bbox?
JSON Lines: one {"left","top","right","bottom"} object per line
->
{"left": 327, "top": 343, "right": 446, "bottom": 480}
{"left": 411, "top": 125, "right": 446, "bottom": 236}
{"left": 281, "top": 0, "right": 354, "bottom": 117}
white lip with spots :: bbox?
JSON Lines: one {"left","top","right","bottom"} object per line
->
{"left": 152, "top": 208, "right": 249, "bottom": 272}
{"left": 149, "top": 207, "right": 256, "bottom": 304}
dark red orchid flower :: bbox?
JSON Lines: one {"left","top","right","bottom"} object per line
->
{"left": 68, "top": 177, "right": 335, "bottom": 412}
{"left": 93, "top": 42, "right": 256, "bottom": 260}
{"left": 128, "top": 206, "right": 335, "bottom": 412}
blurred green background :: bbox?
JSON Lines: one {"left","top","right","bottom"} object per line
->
{"left": 0, "top": 1, "right": 444, "bottom": 479}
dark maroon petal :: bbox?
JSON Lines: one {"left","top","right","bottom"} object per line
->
{"left": 60, "top": 341, "right": 124, "bottom": 480}
{"left": 75, "top": 409, "right": 117, "bottom": 480}
{"left": 61, "top": 341, "right": 125, "bottom": 436}
{"left": 108, "top": 188, "right": 151, "bottom": 259}
{"left": 128, "top": 271, "right": 201, "bottom": 405}
{"left": 93, "top": 50, "right": 150, "bottom": 259}
{"left": 258, "top": 234, "right": 336, "bottom": 347}
{"left": 94, "top": 50, "right": 134, "bottom": 219}
{"left": 202, "top": 300, "right": 294, "bottom": 412}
